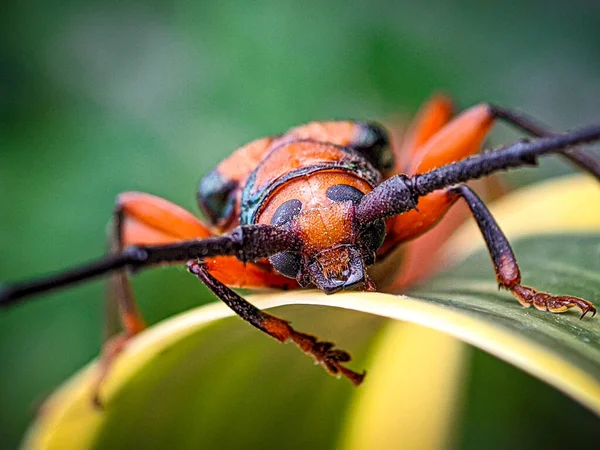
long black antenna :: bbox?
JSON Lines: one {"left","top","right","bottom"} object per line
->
{"left": 357, "top": 124, "right": 600, "bottom": 224}
{"left": 0, "top": 225, "right": 301, "bottom": 308}
{"left": 0, "top": 253, "right": 134, "bottom": 307}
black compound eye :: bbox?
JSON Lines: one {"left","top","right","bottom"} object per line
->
{"left": 269, "top": 252, "right": 302, "bottom": 279}
{"left": 358, "top": 123, "right": 388, "bottom": 148}
{"left": 197, "top": 170, "right": 238, "bottom": 225}
{"left": 354, "top": 122, "right": 394, "bottom": 172}
{"left": 326, "top": 184, "right": 365, "bottom": 204}
{"left": 361, "top": 219, "right": 386, "bottom": 254}
{"left": 270, "top": 199, "right": 302, "bottom": 227}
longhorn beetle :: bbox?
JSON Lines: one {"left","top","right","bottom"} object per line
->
{"left": 2, "top": 95, "right": 600, "bottom": 404}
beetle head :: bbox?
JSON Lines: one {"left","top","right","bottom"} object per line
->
{"left": 303, "top": 245, "right": 375, "bottom": 294}
{"left": 260, "top": 176, "right": 386, "bottom": 294}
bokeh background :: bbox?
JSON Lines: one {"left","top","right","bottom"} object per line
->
{"left": 1, "top": 1, "right": 600, "bottom": 448}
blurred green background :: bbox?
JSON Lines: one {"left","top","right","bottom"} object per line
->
{"left": 1, "top": 1, "right": 599, "bottom": 448}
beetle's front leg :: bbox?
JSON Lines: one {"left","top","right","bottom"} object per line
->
{"left": 450, "top": 185, "right": 596, "bottom": 318}
{"left": 187, "top": 260, "right": 366, "bottom": 385}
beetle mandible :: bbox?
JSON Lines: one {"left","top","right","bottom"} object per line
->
{"left": 2, "top": 94, "right": 600, "bottom": 404}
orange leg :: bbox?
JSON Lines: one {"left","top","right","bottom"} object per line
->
{"left": 203, "top": 258, "right": 297, "bottom": 290}
{"left": 110, "top": 192, "right": 215, "bottom": 334}
{"left": 118, "top": 192, "right": 295, "bottom": 289}
{"left": 395, "top": 94, "right": 455, "bottom": 173}
{"left": 118, "top": 192, "right": 214, "bottom": 244}
{"left": 382, "top": 102, "right": 496, "bottom": 250}
{"left": 96, "top": 192, "right": 212, "bottom": 405}
{"left": 409, "top": 103, "right": 494, "bottom": 174}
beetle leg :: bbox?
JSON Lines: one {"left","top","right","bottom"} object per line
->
{"left": 117, "top": 192, "right": 296, "bottom": 290}
{"left": 399, "top": 99, "right": 600, "bottom": 183}
{"left": 380, "top": 99, "right": 600, "bottom": 286}
{"left": 395, "top": 94, "right": 455, "bottom": 173}
{"left": 408, "top": 100, "right": 600, "bottom": 178}
{"left": 91, "top": 193, "right": 295, "bottom": 405}
{"left": 449, "top": 184, "right": 596, "bottom": 318}
{"left": 108, "top": 191, "right": 216, "bottom": 328}
{"left": 382, "top": 102, "right": 496, "bottom": 249}
{"left": 408, "top": 103, "right": 495, "bottom": 174}
{"left": 94, "top": 192, "right": 216, "bottom": 406}
{"left": 187, "top": 260, "right": 366, "bottom": 386}
{"left": 377, "top": 97, "right": 501, "bottom": 287}
{"left": 203, "top": 257, "right": 298, "bottom": 290}
{"left": 94, "top": 226, "right": 144, "bottom": 407}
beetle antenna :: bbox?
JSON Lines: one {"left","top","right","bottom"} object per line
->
{"left": 0, "top": 253, "right": 133, "bottom": 307}
{"left": 0, "top": 224, "right": 301, "bottom": 308}
{"left": 357, "top": 123, "right": 600, "bottom": 224}
{"left": 490, "top": 105, "right": 600, "bottom": 181}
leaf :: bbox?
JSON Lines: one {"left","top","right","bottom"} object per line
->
{"left": 339, "top": 322, "right": 467, "bottom": 450}
{"left": 24, "top": 175, "right": 600, "bottom": 450}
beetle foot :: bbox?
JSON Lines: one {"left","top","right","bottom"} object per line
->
{"left": 262, "top": 313, "right": 365, "bottom": 385}
{"left": 512, "top": 285, "right": 597, "bottom": 319}
{"left": 289, "top": 330, "right": 366, "bottom": 386}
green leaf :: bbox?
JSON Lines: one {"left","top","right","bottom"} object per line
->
{"left": 24, "top": 176, "right": 600, "bottom": 449}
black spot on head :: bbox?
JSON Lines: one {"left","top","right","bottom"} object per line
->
{"left": 326, "top": 184, "right": 365, "bottom": 204}
{"left": 270, "top": 252, "right": 302, "bottom": 279}
{"left": 270, "top": 199, "right": 302, "bottom": 226}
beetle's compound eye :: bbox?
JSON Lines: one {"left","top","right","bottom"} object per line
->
{"left": 197, "top": 170, "right": 238, "bottom": 225}
{"left": 326, "top": 184, "right": 364, "bottom": 204}
{"left": 270, "top": 199, "right": 302, "bottom": 226}
{"left": 270, "top": 251, "right": 303, "bottom": 279}
{"left": 354, "top": 123, "right": 394, "bottom": 172}
{"left": 361, "top": 219, "right": 386, "bottom": 254}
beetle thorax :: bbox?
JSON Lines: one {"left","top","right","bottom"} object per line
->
{"left": 255, "top": 170, "right": 385, "bottom": 293}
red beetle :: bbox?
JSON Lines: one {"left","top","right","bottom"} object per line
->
{"left": 2, "top": 95, "right": 600, "bottom": 403}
